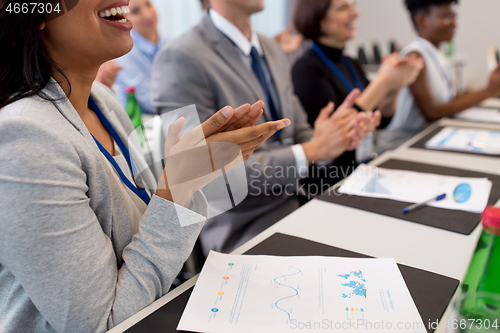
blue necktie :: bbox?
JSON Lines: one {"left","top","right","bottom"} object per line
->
{"left": 250, "top": 47, "right": 279, "bottom": 122}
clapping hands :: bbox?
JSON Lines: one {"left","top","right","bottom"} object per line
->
{"left": 378, "top": 52, "right": 424, "bottom": 91}
{"left": 156, "top": 102, "right": 291, "bottom": 207}
{"left": 302, "top": 89, "right": 381, "bottom": 162}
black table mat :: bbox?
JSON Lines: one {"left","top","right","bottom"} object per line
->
{"left": 410, "top": 126, "right": 500, "bottom": 158}
{"left": 318, "top": 159, "right": 500, "bottom": 235}
{"left": 125, "top": 233, "right": 459, "bottom": 333}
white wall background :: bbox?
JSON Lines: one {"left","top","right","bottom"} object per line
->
{"left": 349, "top": 0, "right": 500, "bottom": 90}
{"left": 150, "top": 0, "right": 204, "bottom": 38}
{"left": 150, "top": 0, "right": 287, "bottom": 40}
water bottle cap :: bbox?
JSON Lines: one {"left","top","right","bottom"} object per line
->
{"left": 126, "top": 87, "right": 135, "bottom": 94}
{"left": 482, "top": 206, "right": 500, "bottom": 234}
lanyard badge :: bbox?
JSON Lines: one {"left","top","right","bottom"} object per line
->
{"left": 88, "top": 96, "right": 151, "bottom": 205}
{"left": 312, "top": 43, "right": 365, "bottom": 93}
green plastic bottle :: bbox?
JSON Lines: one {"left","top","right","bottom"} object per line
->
{"left": 125, "top": 87, "right": 145, "bottom": 148}
{"left": 459, "top": 206, "right": 500, "bottom": 318}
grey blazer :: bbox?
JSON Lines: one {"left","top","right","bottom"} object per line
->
{"left": 0, "top": 81, "right": 206, "bottom": 333}
{"left": 151, "top": 13, "right": 314, "bottom": 253}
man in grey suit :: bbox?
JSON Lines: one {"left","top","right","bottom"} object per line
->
{"left": 151, "top": 0, "right": 378, "bottom": 254}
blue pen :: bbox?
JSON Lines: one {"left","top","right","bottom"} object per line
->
{"left": 403, "top": 193, "right": 447, "bottom": 214}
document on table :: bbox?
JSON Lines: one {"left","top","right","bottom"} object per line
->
{"left": 177, "top": 252, "right": 426, "bottom": 333}
{"left": 454, "top": 107, "right": 500, "bottom": 123}
{"left": 338, "top": 164, "right": 492, "bottom": 213}
{"left": 425, "top": 127, "right": 500, "bottom": 155}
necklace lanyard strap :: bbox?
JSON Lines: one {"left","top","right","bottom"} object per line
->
{"left": 89, "top": 96, "right": 135, "bottom": 173}
{"left": 92, "top": 135, "right": 151, "bottom": 205}
{"left": 312, "top": 43, "right": 365, "bottom": 92}
{"left": 88, "top": 96, "right": 151, "bottom": 205}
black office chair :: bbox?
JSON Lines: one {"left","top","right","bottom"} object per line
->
{"left": 373, "top": 43, "right": 382, "bottom": 65}
{"left": 357, "top": 46, "right": 368, "bottom": 66}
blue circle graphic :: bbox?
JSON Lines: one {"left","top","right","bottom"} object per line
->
{"left": 228, "top": 263, "right": 234, "bottom": 266}
{"left": 211, "top": 308, "right": 219, "bottom": 313}
{"left": 453, "top": 183, "right": 472, "bottom": 203}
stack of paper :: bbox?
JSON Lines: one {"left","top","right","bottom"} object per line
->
{"left": 178, "top": 252, "right": 426, "bottom": 333}
{"left": 454, "top": 107, "right": 500, "bottom": 124}
{"left": 338, "top": 165, "right": 492, "bottom": 213}
{"left": 425, "top": 127, "right": 500, "bottom": 155}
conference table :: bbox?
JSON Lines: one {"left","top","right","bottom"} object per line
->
{"left": 109, "top": 109, "right": 500, "bottom": 333}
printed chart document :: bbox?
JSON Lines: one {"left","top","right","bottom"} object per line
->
{"left": 177, "top": 252, "right": 426, "bottom": 333}
{"left": 425, "top": 127, "right": 500, "bottom": 155}
{"left": 338, "top": 164, "right": 492, "bottom": 213}
{"left": 454, "top": 107, "right": 500, "bottom": 123}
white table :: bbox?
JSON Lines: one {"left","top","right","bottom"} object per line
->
{"left": 109, "top": 118, "right": 500, "bottom": 333}
{"left": 481, "top": 97, "right": 500, "bottom": 109}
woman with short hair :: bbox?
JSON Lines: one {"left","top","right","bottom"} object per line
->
{"left": 291, "top": 0, "right": 422, "bottom": 183}
{"left": 388, "top": 0, "right": 500, "bottom": 133}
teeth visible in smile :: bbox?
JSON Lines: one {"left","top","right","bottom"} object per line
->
{"left": 116, "top": 19, "right": 127, "bottom": 23}
{"left": 98, "top": 5, "right": 130, "bottom": 19}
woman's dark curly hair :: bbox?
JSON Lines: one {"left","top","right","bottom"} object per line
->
{"left": 0, "top": 0, "right": 72, "bottom": 109}
{"left": 404, "top": 0, "right": 459, "bottom": 28}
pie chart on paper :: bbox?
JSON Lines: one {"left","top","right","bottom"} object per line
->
{"left": 453, "top": 183, "right": 472, "bottom": 203}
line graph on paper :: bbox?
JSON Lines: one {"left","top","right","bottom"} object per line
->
{"left": 272, "top": 266, "right": 309, "bottom": 325}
